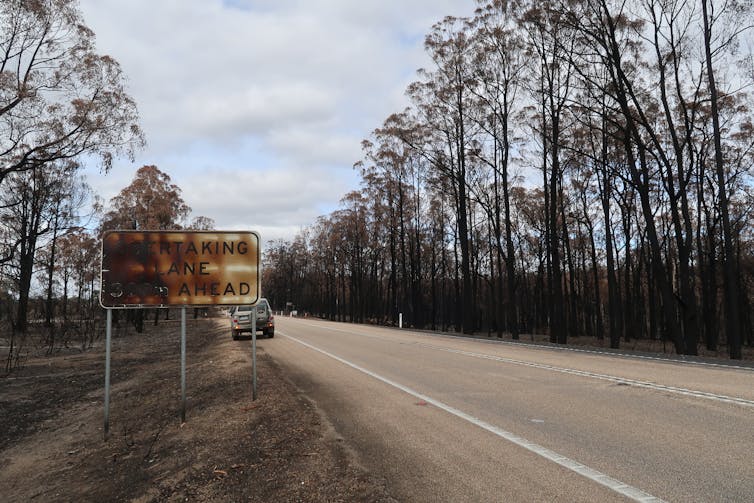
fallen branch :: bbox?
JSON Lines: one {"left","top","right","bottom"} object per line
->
{"left": 143, "top": 422, "right": 166, "bottom": 461}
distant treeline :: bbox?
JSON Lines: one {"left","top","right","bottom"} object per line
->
{"left": 263, "top": 0, "right": 754, "bottom": 359}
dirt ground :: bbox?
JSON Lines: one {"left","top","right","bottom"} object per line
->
{"left": 0, "top": 315, "right": 395, "bottom": 502}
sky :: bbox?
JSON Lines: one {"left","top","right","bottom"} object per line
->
{"left": 78, "top": 0, "right": 478, "bottom": 243}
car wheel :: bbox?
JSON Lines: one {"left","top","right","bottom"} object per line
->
{"left": 232, "top": 329, "right": 239, "bottom": 340}
{"left": 268, "top": 330, "right": 274, "bottom": 338}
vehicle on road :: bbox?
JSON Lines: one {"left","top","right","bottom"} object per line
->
{"left": 230, "top": 299, "right": 275, "bottom": 340}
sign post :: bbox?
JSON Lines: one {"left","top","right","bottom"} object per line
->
{"left": 104, "top": 309, "right": 112, "bottom": 440}
{"left": 252, "top": 308, "right": 257, "bottom": 401}
{"left": 100, "top": 231, "right": 261, "bottom": 436}
{"left": 181, "top": 306, "right": 187, "bottom": 422}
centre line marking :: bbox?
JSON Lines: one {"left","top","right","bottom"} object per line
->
{"left": 412, "top": 343, "right": 754, "bottom": 408}
{"left": 291, "top": 321, "right": 754, "bottom": 408}
{"left": 279, "top": 331, "right": 665, "bottom": 503}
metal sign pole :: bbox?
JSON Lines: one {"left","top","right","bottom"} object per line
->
{"left": 99, "top": 231, "right": 261, "bottom": 432}
{"left": 252, "top": 307, "right": 257, "bottom": 401}
{"left": 181, "top": 306, "right": 187, "bottom": 422}
{"left": 104, "top": 309, "right": 112, "bottom": 440}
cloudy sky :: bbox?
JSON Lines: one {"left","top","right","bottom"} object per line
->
{"left": 78, "top": 0, "right": 477, "bottom": 242}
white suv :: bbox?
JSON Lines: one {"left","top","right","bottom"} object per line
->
{"left": 230, "top": 299, "right": 275, "bottom": 340}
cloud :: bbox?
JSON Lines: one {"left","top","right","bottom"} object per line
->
{"left": 79, "top": 0, "right": 477, "bottom": 240}
{"left": 179, "top": 165, "right": 357, "bottom": 239}
{"left": 186, "top": 83, "right": 336, "bottom": 139}
{"left": 265, "top": 129, "right": 362, "bottom": 165}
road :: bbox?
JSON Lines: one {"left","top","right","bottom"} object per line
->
{"left": 264, "top": 317, "right": 754, "bottom": 502}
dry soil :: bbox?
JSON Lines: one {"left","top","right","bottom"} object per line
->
{"left": 0, "top": 315, "right": 395, "bottom": 502}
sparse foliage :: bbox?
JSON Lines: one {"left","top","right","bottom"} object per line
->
{"left": 264, "top": 0, "right": 754, "bottom": 359}
{"left": 0, "top": 0, "right": 144, "bottom": 187}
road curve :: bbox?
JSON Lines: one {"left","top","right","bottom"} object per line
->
{"left": 259, "top": 317, "right": 754, "bottom": 502}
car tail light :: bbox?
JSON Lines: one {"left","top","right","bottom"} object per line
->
{"left": 233, "top": 318, "right": 238, "bottom": 323}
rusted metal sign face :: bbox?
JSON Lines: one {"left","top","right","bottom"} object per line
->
{"left": 100, "top": 230, "right": 260, "bottom": 308}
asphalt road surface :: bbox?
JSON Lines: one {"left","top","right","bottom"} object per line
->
{"left": 264, "top": 317, "right": 754, "bottom": 502}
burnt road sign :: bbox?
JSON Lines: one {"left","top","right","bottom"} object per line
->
{"left": 100, "top": 230, "right": 260, "bottom": 308}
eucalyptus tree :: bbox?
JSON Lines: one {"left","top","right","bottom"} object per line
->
{"left": 0, "top": 160, "right": 85, "bottom": 333}
{"left": 188, "top": 216, "right": 216, "bottom": 231}
{"left": 0, "top": 1, "right": 142, "bottom": 267}
{"left": 99, "top": 165, "right": 190, "bottom": 232}
{"left": 0, "top": 0, "right": 143, "bottom": 188}
{"left": 360, "top": 116, "right": 417, "bottom": 326}
{"left": 403, "top": 16, "right": 482, "bottom": 333}
{"left": 465, "top": 0, "right": 528, "bottom": 338}
{"left": 520, "top": 1, "right": 578, "bottom": 344}
{"left": 558, "top": 0, "right": 754, "bottom": 355}
{"left": 699, "top": 0, "right": 753, "bottom": 359}
{"left": 565, "top": 85, "right": 624, "bottom": 345}
{"left": 41, "top": 163, "right": 89, "bottom": 328}
{"left": 551, "top": 0, "right": 682, "bottom": 352}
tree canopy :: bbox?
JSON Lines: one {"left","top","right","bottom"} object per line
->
{"left": 100, "top": 165, "right": 191, "bottom": 231}
{"left": 0, "top": 0, "right": 144, "bottom": 187}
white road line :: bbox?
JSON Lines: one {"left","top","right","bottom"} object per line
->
{"left": 279, "top": 331, "right": 666, "bottom": 503}
{"left": 291, "top": 318, "right": 754, "bottom": 371}
{"left": 407, "top": 328, "right": 754, "bottom": 372}
{"left": 291, "top": 320, "right": 754, "bottom": 408}
{"left": 494, "top": 342, "right": 754, "bottom": 372}
{"left": 413, "top": 343, "right": 754, "bottom": 408}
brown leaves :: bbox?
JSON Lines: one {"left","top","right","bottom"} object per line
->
{"left": 100, "top": 165, "right": 191, "bottom": 232}
{"left": 0, "top": 0, "right": 144, "bottom": 185}
{"left": 212, "top": 464, "right": 248, "bottom": 478}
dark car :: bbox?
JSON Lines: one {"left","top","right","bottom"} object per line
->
{"left": 230, "top": 298, "right": 275, "bottom": 340}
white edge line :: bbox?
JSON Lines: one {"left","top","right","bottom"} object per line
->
{"left": 279, "top": 331, "right": 666, "bottom": 503}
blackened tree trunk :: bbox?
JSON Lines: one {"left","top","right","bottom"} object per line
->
{"left": 701, "top": 0, "right": 741, "bottom": 359}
